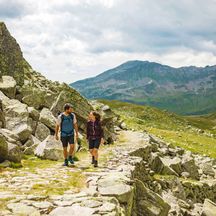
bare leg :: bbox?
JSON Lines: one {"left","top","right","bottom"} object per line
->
{"left": 69, "top": 144, "right": 75, "bottom": 157}
{"left": 63, "top": 147, "right": 68, "bottom": 159}
{"left": 94, "top": 148, "right": 98, "bottom": 161}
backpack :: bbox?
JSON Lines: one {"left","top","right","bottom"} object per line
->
{"left": 60, "top": 113, "right": 74, "bottom": 136}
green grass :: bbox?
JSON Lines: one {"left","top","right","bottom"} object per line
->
{"left": 30, "top": 171, "right": 85, "bottom": 196}
{"left": 185, "top": 112, "right": 216, "bottom": 135}
{"left": 99, "top": 99, "right": 216, "bottom": 158}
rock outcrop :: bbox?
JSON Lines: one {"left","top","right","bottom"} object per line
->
{"left": 0, "top": 22, "right": 26, "bottom": 85}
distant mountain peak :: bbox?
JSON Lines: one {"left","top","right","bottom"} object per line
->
{"left": 71, "top": 60, "right": 216, "bottom": 115}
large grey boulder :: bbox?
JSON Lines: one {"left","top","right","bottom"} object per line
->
{"left": 13, "top": 123, "right": 32, "bottom": 143}
{"left": 23, "top": 135, "right": 40, "bottom": 155}
{"left": 161, "top": 157, "right": 182, "bottom": 175}
{"left": 39, "top": 107, "right": 56, "bottom": 130}
{"left": 0, "top": 91, "right": 31, "bottom": 142}
{"left": 35, "top": 122, "right": 50, "bottom": 141}
{"left": 97, "top": 173, "right": 134, "bottom": 215}
{"left": 0, "top": 134, "right": 8, "bottom": 162}
{"left": 0, "top": 128, "right": 21, "bottom": 146}
{"left": 7, "top": 143, "right": 22, "bottom": 163}
{"left": 34, "top": 135, "right": 63, "bottom": 160}
{"left": 21, "top": 87, "right": 56, "bottom": 110}
{"left": 201, "top": 199, "right": 216, "bottom": 216}
{"left": 135, "top": 180, "right": 170, "bottom": 216}
{"left": 151, "top": 154, "right": 178, "bottom": 176}
{"left": 0, "top": 75, "right": 16, "bottom": 98}
{"left": 27, "top": 106, "right": 40, "bottom": 121}
{"left": 182, "top": 155, "right": 199, "bottom": 180}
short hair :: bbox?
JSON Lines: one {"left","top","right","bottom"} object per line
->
{"left": 64, "top": 103, "right": 73, "bottom": 111}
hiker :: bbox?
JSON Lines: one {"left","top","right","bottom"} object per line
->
{"left": 55, "top": 103, "right": 79, "bottom": 166}
{"left": 87, "top": 111, "right": 104, "bottom": 167}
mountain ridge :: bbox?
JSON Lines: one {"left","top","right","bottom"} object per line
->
{"left": 71, "top": 60, "right": 216, "bottom": 115}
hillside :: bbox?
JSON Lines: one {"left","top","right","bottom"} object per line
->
{"left": 99, "top": 99, "right": 216, "bottom": 158}
{"left": 71, "top": 60, "right": 216, "bottom": 115}
{"left": 0, "top": 22, "right": 117, "bottom": 166}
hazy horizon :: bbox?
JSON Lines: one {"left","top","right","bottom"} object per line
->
{"left": 1, "top": 0, "right": 216, "bottom": 83}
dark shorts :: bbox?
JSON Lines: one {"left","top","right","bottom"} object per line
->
{"left": 61, "top": 135, "right": 74, "bottom": 148}
{"left": 89, "top": 138, "right": 101, "bottom": 150}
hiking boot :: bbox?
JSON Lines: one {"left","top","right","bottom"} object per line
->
{"left": 63, "top": 159, "right": 68, "bottom": 166}
{"left": 68, "top": 156, "right": 74, "bottom": 165}
{"left": 94, "top": 160, "right": 98, "bottom": 167}
{"left": 91, "top": 156, "right": 95, "bottom": 164}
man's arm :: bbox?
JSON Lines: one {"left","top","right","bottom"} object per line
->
{"left": 74, "top": 122, "right": 79, "bottom": 140}
{"left": 55, "top": 124, "right": 60, "bottom": 140}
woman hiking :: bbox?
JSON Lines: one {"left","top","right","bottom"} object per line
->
{"left": 87, "top": 111, "right": 104, "bottom": 167}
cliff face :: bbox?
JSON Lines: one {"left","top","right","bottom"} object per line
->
{"left": 0, "top": 22, "right": 27, "bottom": 85}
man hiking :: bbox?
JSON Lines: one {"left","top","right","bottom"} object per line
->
{"left": 55, "top": 103, "right": 78, "bottom": 166}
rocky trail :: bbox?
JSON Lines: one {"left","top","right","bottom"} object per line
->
{"left": 1, "top": 130, "right": 216, "bottom": 216}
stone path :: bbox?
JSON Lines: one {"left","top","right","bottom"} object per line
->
{"left": 0, "top": 131, "right": 147, "bottom": 216}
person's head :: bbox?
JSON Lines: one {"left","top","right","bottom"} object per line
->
{"left": 64, "top": 103, "right": 73, "bottom": 114}
{"left": 89, "top": 111, "right": 101, "bottom": 122}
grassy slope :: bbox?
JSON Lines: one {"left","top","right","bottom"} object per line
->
{"left": 100, "top": 100, "right": 216, "bottom": 158}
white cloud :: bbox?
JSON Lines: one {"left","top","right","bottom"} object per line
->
{"left": 0, "top": 0, "right": 216, "bottom": 83}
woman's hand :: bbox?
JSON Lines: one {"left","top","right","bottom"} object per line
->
{"left": 100, "top": 138, "right": 104, "bottom": 145}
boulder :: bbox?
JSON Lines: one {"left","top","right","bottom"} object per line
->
{"left": 27, "top": 117, "right": 38, "bottom": 135}
{"left": 134, "top": 180, "right": 170, "bottom": 216}
{"left": 21, "top": 86, "right": 57, "bottom": 109}
{"left": 0, "top": 134, "right": 8, "bottom": 162}
{"left": 23, "top": 135, "right": 40, "bottom": 155}
{"left": 201, "top": 163, "right": 215, "bottom": 177}
{"left": 35, "top": 122, "right": 50, "bottom": 141}
{"left": 151, "top": 154, "right": 179, "bottom": 176}
{"left": 34, "top": 135, "right": 63, "bottom": 160}
{"left": 120, "top": 122, "right": 127, "bottom": 130}
{"left": 0, "top": 128, "right": 21, "bottom": 145}
{"left": 13, "top": 123, "right": 32, "bottom": 143}
{"left": 97, "top": 173, "right": 134, "bottom": 215}
{"left": 0, "top": 75, "right": 16, "bottom": 98}
{"left": 182, "top": 155, "right": 199, "bottom": 180}
{"left": 49, "top": 205, "right": 95, "bottom": 216}
{"left": 201, "top": 199, "right": 216, "bottom": 216}
{"left": 27, "top": 106, "right": 40, "bottom": 121}
{"left": 161, "top": 157, "right": 182, "bottom": 175}
{"left": 7, "top": 143, "right": 22, "bottom": 163}
{"left": 50, "top": 89, "right": 92, "bottom": 126}
{"left": 39, "top": 107, "right": 56, "bottom": 130}
{"left": 0, "top": 92, "right": 31, "bottom": 142}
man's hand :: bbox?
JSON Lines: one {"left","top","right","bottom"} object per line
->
{"left": 55, "top": 134, "right": 59, "bottom": 141}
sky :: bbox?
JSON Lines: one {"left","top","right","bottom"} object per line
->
{"left": 1, "top": 0, "right": 216, "bottom": 83}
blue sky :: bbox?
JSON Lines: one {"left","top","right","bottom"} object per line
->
{"left": 1, "top": 0, "right": 216, "bottom": 83}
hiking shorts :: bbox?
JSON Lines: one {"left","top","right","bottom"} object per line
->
{"left": 61, "top": 135, "right": 74, "bottom": 148}
{"left": 89, "top": 138, "right": 101, "bottom": 150}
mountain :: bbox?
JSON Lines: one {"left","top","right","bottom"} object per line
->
{"left": 71, "top": 60, "right": 216, "bottom": 115}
